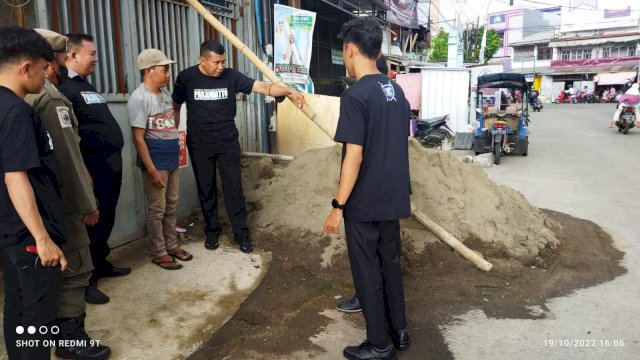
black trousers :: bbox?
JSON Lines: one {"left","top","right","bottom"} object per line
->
{"left": 187, "top": 140, "right": 250, "bottom": 241}
{"left": 345, "top": 219, "right": 407, "bottom": 348}
{"left": 84, "top": 155, "right": 122, "bottom": 276}
{"left": 1, "top": 237, "right": 62, "bottom": 360}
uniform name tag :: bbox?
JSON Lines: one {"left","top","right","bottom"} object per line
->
{"left": 80, "top": 91, "right": 107, "bottom": 105}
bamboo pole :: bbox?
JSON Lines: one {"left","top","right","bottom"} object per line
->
{"left": 242, "top": 152, "right": 294, "bottom": 161}
{"left": 185, "top": 0, "right": 493, "bottom": 272}
{"left": 411, "top": 205, "right": 492, "bottom": 271}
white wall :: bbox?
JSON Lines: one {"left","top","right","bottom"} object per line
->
{"left": 421, "top": 68, "right": 471, "bottom": 132}
{"left": 541, "top": 75, "right": 554, "bottom": 100}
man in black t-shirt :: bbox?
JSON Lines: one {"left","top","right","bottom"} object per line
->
{"left": 323, "top": 18, "right": 411, "bottom": 360}
{"left": 336, "top": 53, "right": 395, "bottom": 315}
{"left": 0, "top": 26, "right": 68, "bottom": 360}
{"left": 172, "top": 40, "right": 305, "bottom": 253}
{"left": 58, "top": 33, "right": 131, "bottom": 305}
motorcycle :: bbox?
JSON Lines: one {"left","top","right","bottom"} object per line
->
{"left": 529, "top": 90, "right": 543, "bottom": 112}
{"left": 583, "top": 92, "right": 598, "bottom": 103}
{"left": 615, "top": 97, "right": 640, "bottom": 134}
{"left": 602, "top": 90, "right": 617, "bottom": 103}
{"left": 553, "top": 90, "right": 572, "bottom": 104}
{"left": 414, "top": 115, "right": 454, "bottom": 147}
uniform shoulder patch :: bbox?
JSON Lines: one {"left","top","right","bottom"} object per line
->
{"left": 56, "top": 106, "right": 72, "bottom": 128}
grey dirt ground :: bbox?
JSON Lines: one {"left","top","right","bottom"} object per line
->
{"left": 443, "top": 103, "right": 640, "bottom": 359}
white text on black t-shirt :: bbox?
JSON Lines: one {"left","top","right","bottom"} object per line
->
{"left": 194, "top": 88, "right": 228, "bottom": 101}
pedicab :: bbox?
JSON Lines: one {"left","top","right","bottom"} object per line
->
{"left": 473, "top": 73, "right": 530, "bottom": 165}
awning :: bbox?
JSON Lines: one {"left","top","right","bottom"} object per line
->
{"left": 549, "top": 34, "right": 640, "bottom": 48}
{"left": 593, "top": 72, "right": 638, "bottom": 85}
{"left": 539, "top": 63, "right": 639, "bottom": 75}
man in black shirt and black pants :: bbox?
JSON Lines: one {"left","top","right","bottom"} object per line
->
{"left": 0, "top": 26, "right": 68, "bottom": 359}
{"left": 58, "top": 33, "right": 131, "bottom": 305}
{"left": 172, "top": 40, "right": 305, "bottom": 253}
{"left": 324, "top": 17, "right": 411, "bottom": 360}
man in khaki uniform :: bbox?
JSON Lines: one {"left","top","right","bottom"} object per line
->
{"left": 25, "top": 28, "right": 111, "bottom": 360}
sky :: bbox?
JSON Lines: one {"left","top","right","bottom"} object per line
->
{"left": 430, "top": 0, "right": 563, "bottom": 30}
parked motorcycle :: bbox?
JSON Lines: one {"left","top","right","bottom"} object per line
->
{"left": 414, "top": 115, "right": 454, "bottom": 147}
{"left": 529, "top": 90, "right": 543, "bottom": 111}
{"left": 602, "top": 90, "right": 617, "bottom": 103}
{"left": 583, "top": 92, "right": 598, "bottom": 103}
{"left": 553, "top": 90, "right": 571, "bottom": 104}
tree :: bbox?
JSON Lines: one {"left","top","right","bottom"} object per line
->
{"left": 482, "top": 27, "right": 502, "bottom": 63}
{"left": 429, "top": 29, "right": 449, "bottom": 62}
{"left": 430, "top": 26, "right": 502, "bottom": 64}
{"left": 463, "top": 26, "right": 502, "bottom": 63}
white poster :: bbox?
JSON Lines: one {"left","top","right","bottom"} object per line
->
{"left": 274, "top": 4, "right": 316, "bottom": 94}
{"left": 561, "top": 0, "right": 640, "bottom": 32}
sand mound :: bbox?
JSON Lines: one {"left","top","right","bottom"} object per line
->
{"left": 245, "top": 139, "right": 559, "bottom": 261}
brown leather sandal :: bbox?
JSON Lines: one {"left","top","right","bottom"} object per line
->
{"left": 152, "top": 256, "right": 183, "bottom": 270}
{"left": 168, "top": 247, "right": 193, "bottom": 261}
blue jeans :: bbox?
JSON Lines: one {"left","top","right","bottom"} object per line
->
{"left": 1, "top": 237, "right": 61, "bottom": 360}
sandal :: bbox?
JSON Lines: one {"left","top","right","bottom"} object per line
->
{"left": 152, "top": 256, "right": 183, "bottom": 270}
{"left": 168, "top": 247, "right": 193, "bottom": 261}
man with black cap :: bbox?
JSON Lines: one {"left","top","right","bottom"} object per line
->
{"left": 57, "top": 33, "right": 131, "bottom": 305}
{"left": 26, "top": 28, "right": 111, "bottom": 360}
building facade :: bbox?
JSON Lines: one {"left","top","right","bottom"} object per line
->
{"left": 509, "top": 0, "right": 640, "bottom": 100}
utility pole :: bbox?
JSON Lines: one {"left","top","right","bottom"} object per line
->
{"left": 479, "top": 0, "right": 490, "bottom": 64}
{"left": 447, "top": 0, "right": 465, "bottom": 68}
{"left": 474, "top": 16, "right": 480, "bottom": 62}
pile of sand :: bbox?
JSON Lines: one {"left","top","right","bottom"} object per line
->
{"left": 244, "top": 139, "right": 558, "bottom": 261}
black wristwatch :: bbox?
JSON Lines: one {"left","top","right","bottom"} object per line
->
{"left": 332, "top": 199, "right": 346, "bottom": 210}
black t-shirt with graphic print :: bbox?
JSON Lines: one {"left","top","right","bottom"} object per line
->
{"left": 334, "top": 74, "right": 411, "bottom": 222}
{"left": 0, "top": 86, "right": 66, "bottom": 246}
{"left": 58, "top": 75, "right": 124, "bottom": 163}
{"left": 172, "top": 66, "right": 255, "bottom": 148}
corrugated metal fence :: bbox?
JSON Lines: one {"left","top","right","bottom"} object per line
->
{"left": 36, "top": 0, "right": 265, "bottom": 246}
{"left": 43, "top": 0, "right": 265, "bottom": 153}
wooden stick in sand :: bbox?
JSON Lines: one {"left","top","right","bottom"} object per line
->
{"left": 186, "top": 0, "right": 493, "bottom": 272}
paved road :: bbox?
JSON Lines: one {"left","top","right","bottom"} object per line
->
{"left": 443, "top": 103, "right": 640, "bottom": 359}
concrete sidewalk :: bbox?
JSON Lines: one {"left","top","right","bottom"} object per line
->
{"left": 0, "top": 233, "right": 270, "bottom": 359}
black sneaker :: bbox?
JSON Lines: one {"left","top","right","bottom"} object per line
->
{"left": 234, "top": 235, "right": 253, "bottom": 253}
{"left": 205, "top": 233, "right": 219, "bottom": 250}
{"left": 238, "top": 239, "right": 253, "bottom": 253}
{"left": 337, "top": 296, "right": 362, "bottom": 313}
{"left": 343, "top": 341, "right": 396, "bottom": 360}
{"left": 55, "top": 313, "right": 111, "bottom": 360}
{"left": 389, "top": 328, "right": 411, "bottom": 350}
{"left": 84, "top": 284, "right": 109, "bottom": 305}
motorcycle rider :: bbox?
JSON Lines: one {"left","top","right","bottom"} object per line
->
{"left": 530, "top": 89, "right": 542, "bottom": 110}
{"left": 610, "top": 83, "right": 640, "bottom": 128}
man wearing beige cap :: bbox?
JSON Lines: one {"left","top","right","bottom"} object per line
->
{"left": 128, "top": 49, "right": 192, "bottom": 270}
{"left": 25, "top": 28, "right": 111, "bottom": 360}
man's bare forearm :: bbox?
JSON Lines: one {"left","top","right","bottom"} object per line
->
{"left": 5, "top": 171, "right": 50, "bottom": 242}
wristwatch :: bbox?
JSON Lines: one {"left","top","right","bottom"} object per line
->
{"left": 331, "top": 199, "right": 346, "bottom": 210}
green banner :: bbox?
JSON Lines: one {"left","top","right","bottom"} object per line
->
{"left": 289, "top": 15, "right": 314, "bottom": 29}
